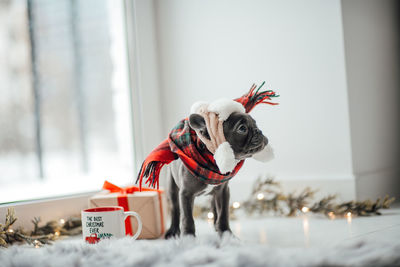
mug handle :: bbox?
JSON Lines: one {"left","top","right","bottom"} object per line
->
{"left": 123, "top": 211, "right": 142, "bottom": 240}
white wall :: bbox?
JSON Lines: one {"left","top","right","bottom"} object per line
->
{"left": 152, "top": 0, "right": 355, "bottom": 201}
{"left": 341, "top": 0, "right": 400, "bottom": 200}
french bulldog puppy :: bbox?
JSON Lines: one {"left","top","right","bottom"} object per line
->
{"left": 165, "top": 111, "right": 268, "bottom": 238}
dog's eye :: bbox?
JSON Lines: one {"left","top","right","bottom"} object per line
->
{"left": 237, "top": 125, "right": 248, "bottom": 134}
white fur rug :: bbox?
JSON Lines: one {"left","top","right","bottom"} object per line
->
{"left": 1, "top": 233, "right": 399, "bottom": 267}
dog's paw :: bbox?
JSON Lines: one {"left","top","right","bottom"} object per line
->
{"left": 217, "top": 228, "right": 232, "bottom": 237}
{"left": 182, "top": 229, "right": 196, "bottom": 237}
{"left": 165, "top": 227, "right": 181, "bottom": 239}
{"left": 219, "top": 230, "right": 241, "bottom": 246}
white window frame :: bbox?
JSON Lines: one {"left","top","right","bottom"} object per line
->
{"left": 0, "top": 0, "right": 151, "bottom": 229}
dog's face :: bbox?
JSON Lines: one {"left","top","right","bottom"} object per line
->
{"left": 189, "top": 112, "right": 268, "bottom": 160}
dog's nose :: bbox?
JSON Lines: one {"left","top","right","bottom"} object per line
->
{"left": 251, "top": 130, "right": 263, "bottom": 145}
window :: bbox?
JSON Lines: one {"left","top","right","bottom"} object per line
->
{"left": 0, "top": 0, "right": 134, "bottom": 203}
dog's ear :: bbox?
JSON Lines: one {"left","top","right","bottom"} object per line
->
{"left": 189, "top": 114, "right": 206, "bottom": 131}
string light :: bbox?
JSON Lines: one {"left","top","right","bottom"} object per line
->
{"left": 301, "top": 207, "right": 310, "bottom": 213}
{"left": 54, "top": 231, "right": 60, "bottom": 237}
{"left": 33, "top": 240, "right": 41, "bottom": 248}
{"left": 257, "top": 193, "right": 264, "bottom": 200}
{"left": 328, "top": 212, "right": 335, "bottom": 220}
{"left": 207, "top": 212, "right": 214, "bottom": 219}
{"left": 59, "top": 219, "right": 65, "bottom": 225}
{"left": 232, "top": 202, "right": 241, "bottom": 209}
{"left": 7, "top": 229, "right": 14, "bottom": 233}
{"left": 346, "top": 212, "right": 352, "bottom": 217}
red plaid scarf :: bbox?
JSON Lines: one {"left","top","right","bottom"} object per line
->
{"left": 136, "top": 82, "right": 278, "bottom": 190}
{"left": 137, "top": 118, "right": 245, "bottom": 190}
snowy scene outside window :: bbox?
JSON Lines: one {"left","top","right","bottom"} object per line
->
{"left": 0, "top": 0, "right": 134, "bottom": 203}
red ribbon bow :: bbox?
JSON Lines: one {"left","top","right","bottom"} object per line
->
{"left": 102, "top": 181, "right": 165, "bottom": 236}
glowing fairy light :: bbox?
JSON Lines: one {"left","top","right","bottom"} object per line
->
{"left": 33, "top": 240, "right": 41, "bottom": 248}
{"left": 257, "top": 193, "right": 265, "bottom": 200}
{"left": 7, "top": 229, "right": 14, "bottom": 233}
{"left": 207, "top": 212, "right": 214, "bottom": 219}
{"left": 59, "top": 219, "right": 65, "bottom": 225}
{"left": 232, "top": 202, "right": 241, "bottom": 209}
{"left": 301, "top": 207, "right": 310, "bottom": 213}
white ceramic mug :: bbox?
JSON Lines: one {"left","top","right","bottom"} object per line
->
{"left": 81, "top": 206, "right": 142, "bottom": 243}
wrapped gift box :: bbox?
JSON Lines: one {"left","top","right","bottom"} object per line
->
{"left": 89, "top": 181, "right": 167, "bottom": 239}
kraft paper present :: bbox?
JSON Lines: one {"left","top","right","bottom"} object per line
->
{"left": 89, "top": 189, "right": 167, "bottom": 239}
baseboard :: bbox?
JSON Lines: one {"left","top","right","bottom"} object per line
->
{"left": 228, "top": 171, "right": 357, "bottom": 203}
{"left": 355, "top": 167, "right": 400, "bottom": 201}
{"left": 277, "top": 177, "right": 356, "bottom": 202}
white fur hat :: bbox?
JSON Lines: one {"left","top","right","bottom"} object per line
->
{"left": 190, "top": 98, "right": 274, "bottom": 174}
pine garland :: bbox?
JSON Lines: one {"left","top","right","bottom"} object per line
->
{"left": 195, "top": 177, "right": 396, "bottom": 219}
{"left": 0, "top": 208, "right": 81, "bottom": 248}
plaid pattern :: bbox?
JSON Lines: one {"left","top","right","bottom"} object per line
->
{"left": 136, "top": 118, "right": 244, "bottom": 190}
{"left": 137, "top": 82, "right": 278, "bottom": 191}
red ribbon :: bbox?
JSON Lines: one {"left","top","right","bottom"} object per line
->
{"left": 102, "top": 181, "right": 165, "bottom": 236}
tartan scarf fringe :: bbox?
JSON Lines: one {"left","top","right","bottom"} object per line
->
{"left": 234, "top": 81, "right": 279, "bottom": 112}
{"left": 136, "top": 138, "right": 177, "bottom": 191}
{"left": 136, "top": 161, "right": 165, "bottom": 190}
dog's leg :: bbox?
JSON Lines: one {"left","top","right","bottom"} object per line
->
{"left": 211, "top": 194, "right": 218, "bottom": 228}
{"left": 165, "top": 169, "right": 181, "bottom": 239}
{"left": 214, "top": 183, "right": 232, "bottom": 234}
{"left": 179, "top": 190, "right": 196, "bottom": 236}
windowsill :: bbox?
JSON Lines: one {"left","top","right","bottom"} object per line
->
{"left": 0, "top": 175, "right": 135, "bottom": 230}
{"left": 0, "top": 176, "right": 163, "bottom": 231}
{"left": 0, "top": 191, "right": 94, "bottom": 231}
{"left": 0, "top": 174, "right": 133, "bottom": 204}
